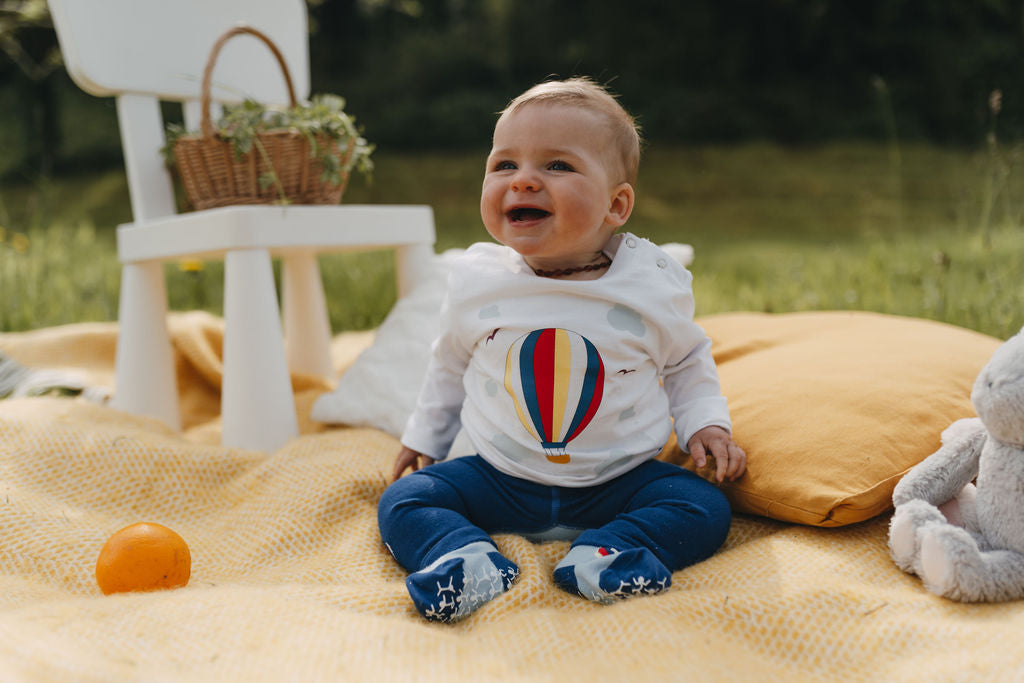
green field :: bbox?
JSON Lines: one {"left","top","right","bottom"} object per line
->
{"left": 1, "top": 142, "right": 1022, "bottom": 339}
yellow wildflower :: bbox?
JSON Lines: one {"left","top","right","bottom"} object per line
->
{"left": 11, "top": 233, "right": 29, "bottom": 254}
{"left": 178, "top": 258, "right": 204, "bottom": 273}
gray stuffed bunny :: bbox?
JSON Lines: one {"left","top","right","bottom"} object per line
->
{"left": 888, "top": 325, "right": 1024, "bottom": 602}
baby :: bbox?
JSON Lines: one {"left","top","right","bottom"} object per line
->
{"left": 378, "top": 77, "right": 745, "bottom": 622}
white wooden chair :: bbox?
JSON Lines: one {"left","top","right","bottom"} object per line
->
{"left": 47, "top": 0, "right": 436, "bottom": 451}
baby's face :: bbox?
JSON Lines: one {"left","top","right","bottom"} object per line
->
{"left": 481, "top": 103, "right": 633, "bottom": 272}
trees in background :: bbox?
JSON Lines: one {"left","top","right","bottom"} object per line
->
{"left": 309, "top": 0, "right": 1024, "bottom": 147}
{"left": 2, "top": 0, "right": 1023, "bottom": 178}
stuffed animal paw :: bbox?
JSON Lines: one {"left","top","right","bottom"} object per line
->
{"left": 888, "top": 325, "right": 1024, "bottom": 602}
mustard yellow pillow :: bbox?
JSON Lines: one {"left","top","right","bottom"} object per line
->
{"left": 660, "top": 311, "right": 1001, "bottom": 527}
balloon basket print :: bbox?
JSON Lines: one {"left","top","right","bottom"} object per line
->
{"left": 504, "top": 328, "right": 605, "bottom": 464}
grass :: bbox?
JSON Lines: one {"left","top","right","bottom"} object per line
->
{"left": 1, "top": 142, "right": 1022, "bottom": 339}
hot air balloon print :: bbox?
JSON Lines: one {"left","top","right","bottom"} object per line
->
{"left": 504, "top": 328, "right": 605, "bottom": 464}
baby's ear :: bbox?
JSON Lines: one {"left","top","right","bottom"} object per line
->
{"left": 605, "top": 183, "right": 635, "bottom": 227}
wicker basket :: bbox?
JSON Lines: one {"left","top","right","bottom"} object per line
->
{"left": 172, "top": 26, "right": 352, "bottom": 210}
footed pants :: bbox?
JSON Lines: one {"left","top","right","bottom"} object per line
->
{"left": 378, "top": 455, "right": 731, "bottom": 573}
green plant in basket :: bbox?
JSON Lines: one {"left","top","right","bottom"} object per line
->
{"left": 163, "top": 93, "right": 374, "bottom": 207}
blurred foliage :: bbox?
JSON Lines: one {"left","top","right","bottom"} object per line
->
{"left": 2, "top": 0, "right": 1024, "bottom": 179}
{"left": 0, "top": 0, "right": 58, "bottom": 79}
{"left": 1, "top": 0, "right": 62, "bottom": 176}
{"left": 305, "top": 0, "right": 1024, "bottom": 147}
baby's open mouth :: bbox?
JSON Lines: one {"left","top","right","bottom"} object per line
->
{"left": 508, "top": 207, "right": 551, "bottom": 223}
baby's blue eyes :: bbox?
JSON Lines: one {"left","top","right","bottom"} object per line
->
{"left": 491, "top": 160, "right": 575, "bottom": 172}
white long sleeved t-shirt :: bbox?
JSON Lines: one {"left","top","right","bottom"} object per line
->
{"left": 401, "top": 232, "right": 731, "bottom": 487}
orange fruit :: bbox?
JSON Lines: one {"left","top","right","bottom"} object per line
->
{"left": 95, "top": 522, "right": 191, "bottom": 595}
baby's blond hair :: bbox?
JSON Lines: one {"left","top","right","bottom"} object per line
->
{"left": 498, "top": 77, "right": 642, "bottom": 186}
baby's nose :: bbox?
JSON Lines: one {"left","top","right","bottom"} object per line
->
{"left": 510, "top": 170, "right": 540, "bottom": 192}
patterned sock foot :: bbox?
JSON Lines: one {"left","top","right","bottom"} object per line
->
{"left": 405, "top": 541, "right": 520, "bottom": 623}
{"left": 553, "top": 545, "right": 671, "bottom": 604}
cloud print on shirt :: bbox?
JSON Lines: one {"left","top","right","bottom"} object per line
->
{"left": 607, "top": 304, "right": 646, "bottom": 337}
{"left": 490, "top": 432, "right": 534, "bottom": 463}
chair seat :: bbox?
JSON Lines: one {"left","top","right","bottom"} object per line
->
{"left": 117, "top": 204, "right": 434, "bottom": 262}
{"left": 113, "top": 203, "right": 436, "bottom": 452}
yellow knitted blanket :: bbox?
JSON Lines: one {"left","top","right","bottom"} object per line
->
{"left": 0, "top": 312, "right": 1020, "bottom": 681}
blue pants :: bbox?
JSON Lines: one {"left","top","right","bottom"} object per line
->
{"left": 378, "top": 456, "right": 731, "bottom": 573}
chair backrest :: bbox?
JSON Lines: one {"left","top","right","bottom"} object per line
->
{"left": 48, "top": 0, "right": 311, "bottom": 222}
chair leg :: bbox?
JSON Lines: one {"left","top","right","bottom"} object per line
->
{"left": 222, "top": 248, "right": 298, "bottom": 451}
{"left": 112, "top": 261, "right": 181, "bottom": 432}
{"left": 396, "top": 243, "right": 435, "bottom": 298}
{"left": 282, "top": 251, "right": 333, "bottom": 379}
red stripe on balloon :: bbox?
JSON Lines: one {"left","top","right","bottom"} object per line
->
{"left": 532, "top": 328, "right": 555, "bottom": 442}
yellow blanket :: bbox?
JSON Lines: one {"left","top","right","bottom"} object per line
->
{"left": 1, "top": 313, "right": 1021, "bottom": 681}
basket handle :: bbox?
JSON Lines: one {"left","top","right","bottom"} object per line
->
{"left": 200, "top": 25, "right": 299, "bottom": 138}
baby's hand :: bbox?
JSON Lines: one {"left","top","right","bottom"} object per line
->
{"left": 391, "top": 446, "right": 435, "bottom": 482}
{"left": 687, "top": 426, "right": 746, "bottom": 483}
